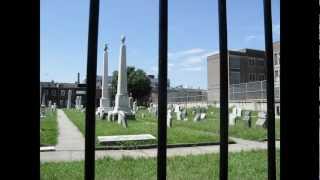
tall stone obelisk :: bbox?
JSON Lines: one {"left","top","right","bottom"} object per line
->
{"left": 113, "top": 36, "right": 131, "bottom": 114}
{"left": 98, "top": 43, "right": 112, "bottom": 118}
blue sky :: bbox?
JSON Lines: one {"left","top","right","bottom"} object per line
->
{"left": 41, "top": 0, "right": 279, "bottom": 89}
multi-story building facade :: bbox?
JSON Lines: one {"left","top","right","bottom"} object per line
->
{"left": 273, "top": 41, "right": 280, "bottom": 115}
{"left": 207, "top": 48, "right": 267, "bottom": 102}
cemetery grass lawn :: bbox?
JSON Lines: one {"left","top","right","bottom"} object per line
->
{"left": 63, "top": 107, "right": 280, "bottom": 146}
{"left": 40, "top": 110, "right": 58, "bottom": 145}
{"left": 228, "top": 111, "right": 281, "bottom": 141}
{"left": 63, "top": 109, "right": 221, "bottom": 147}
{"left": 41, "top": 150, "right": 279, "bottom": 180}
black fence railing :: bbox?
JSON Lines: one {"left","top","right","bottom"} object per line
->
{"left": 61, "top": 0, "right": 319, "bottom": 180}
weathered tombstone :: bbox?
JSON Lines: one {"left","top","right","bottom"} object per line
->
{"left": 181, "top": 108, "right": 187, "bottom": 121}
{"left": 118, "top": 111, "right": 128, "bottom": 128}
{"left": 128, "top": 95, "right": 133, "bottom": 110}
{"left": 242, "top": 111, "right": 252, "bottom": 128}
{"left": 193, "top": 113, "right": 201, "bottom": 122}
{"left": 133, "top": 101, "right": 137, "bottom": 113}
{"left": 236, "top": 107, "right": 242, "bottom": 117}
{"left": 52, "top": 103, "right": 57, "bottom": 111}
{"left": 48, "top": 100, "right": 52, "bottom": 109}
{"left": 167, "top": 109, "right": 172, "bottom": 127}
{"left": 174, "top": 104, "right": 180, "bottom": 113}
{"left": 256, "top": 111, "right": 267, "bottom": 128}
{"left": 229, "top": 108, "right": 237, "bottom": 126}
{"left": 200, "top": 113, "right": 206, "bottom": 120}
{"left": 176, "top": 110, "right": 182, "bottom": 120}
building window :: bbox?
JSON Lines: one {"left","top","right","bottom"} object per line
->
{"left": 229, "top": 55, "right": 240, "bottom": 70}
{"left": 274, "top": 53, "right": 280, "bottom": 65}
{"left": 258, "top": 73, "right": 265, "bottom": 81}
{"left": 275, "top": 70, "right": 280, "bottom": 81}
{"left": 51, "top": 89, "right": 56, "bottom": 96}
{"left": 248, "top": 58, "right": 255, "bottom": 65}
{"left": 249, "top": 72, "right": 256, "bottom": 81}
{"left": 230, "top": 71, "right": 240, "bottom": 84}
{"left": 61, "top": 90, "right": 65, "bottom": 96}
{"left": 256, "top": 59, "right": 265, "bottom": 66}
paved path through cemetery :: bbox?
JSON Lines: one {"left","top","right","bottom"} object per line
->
{"left": 41, "top": 108, "right": 280, "bottom": 162}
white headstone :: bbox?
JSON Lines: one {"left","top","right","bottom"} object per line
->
{"left": 176, "top": 110, "right": 182, "bottom": 120}
{"left": 200, "top": 113, "right": 206, "bottom": 120}
{"left": 193, "top": 113, "right": 201, "bottom": 122}
{"left": 236, "top": 107, "right": 242, "bottom": 117}
{"left": 167, "top": 109, "right": 172, "bottom": 127}
{"left": 118, "top": 111, "right": 128, "bottom": 128}
{"left": 256, "top": 112, "right": 267, "bottom": 127}
{"left": 229, "top": 113, "right": 236, "bottom": 125}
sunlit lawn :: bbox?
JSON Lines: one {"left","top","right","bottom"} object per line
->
{"left": 41, "top": 150, "right": 279, "bottom": 180}
{"left": 40, "top": 110, "right": 58, "bottom": 145}
{"left": 64, "top": 106, "right": 280, "bottom": 147}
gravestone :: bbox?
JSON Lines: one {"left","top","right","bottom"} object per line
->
{"left": 174, "top": 104, "right": 180, "bottom": 113}
{"left": 132, "top": 101, "right": 138, "bottom": 114}
{"left": 167, "top": 109, "right": 172, "bottom": 127}
{"left": 52, "top": 103, "right": 56, "bottom": 111}
{"left": 181, "top": 108, "right": 187, "bottom": 121}
{"left": 193, "top": 112, "right": 201, "bottom": 122}
{"left": 48, "top": 100, "right": 52, "bottom": 109}
{"left": 242, "top": 110, "right": 252, "bottom": 128}
{"left": 128, "top": 95, "right": 133, "bottom": 110}
{"left": 118, "top": 111, "right": 128, "bottom": 128}
{"left": 256, "top": 111, "right": 267, "bottom": 128}
{"left": 200, "top": 113, "right": 206, "bottom": 120}
{"left": 176, "top": 110, "right": 182, "bottom": 121}
{"left": 229, "top": 108, "right": 237, "bottom": 126}
{"left": 235, "top": 107, "right": 242, "bottom": 117}
{"left": 97, "top": 134, "right": 156, "bottom": 145}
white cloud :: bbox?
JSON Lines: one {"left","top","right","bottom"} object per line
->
{"left": 244, "top": 35, "right": 257, "bottom": 42}
{"left": 149, "top": 48, "right": 216, "bottom": 74}
{"left": 181, "top": 66, "right": 202, "bottom": 72}
{"left": 168, "top": 48, "right": 207, "bottom": 60}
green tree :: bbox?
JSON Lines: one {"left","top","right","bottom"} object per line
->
{"left": 111, "top": 66, "right": 151, "bottom": 105}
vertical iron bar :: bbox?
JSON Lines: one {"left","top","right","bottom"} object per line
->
{"left": 84, "top": 0, "right": 99, "bottom": 180}
{"left": 157, "top": 0, "right": 168, "bottom": 179}
{"left": 218, "top": 0, "right": 229, "bottom": 179}
{"left": 263, "top": 0, "right": 276, "bottom": 179}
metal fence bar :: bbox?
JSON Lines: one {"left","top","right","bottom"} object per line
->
{"left": 157, "top": 0, "right": 168, "bottom": 179}
{"left": 84, "top": 0, "right": 100, "bottom": 179}
{"left": 263, "top": 0, "right": 276, "bottom": 179}
{"left": 218, "top": 0, "right": 229, "bottom": 179}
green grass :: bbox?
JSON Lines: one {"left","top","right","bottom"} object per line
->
{"left": 41, "top": 150, "right": 279, "bottom": 180}
{"left": 64, "top": 106, "right": 280, "bottom": 147}
{"left": 64, "top": 108, "right": 221, "bottom": 146}
{"left": 229, "top": 111, "right": 281, "bottom": 141}
{"left": 40, "top": 110, "right": 58, "bottom": 145}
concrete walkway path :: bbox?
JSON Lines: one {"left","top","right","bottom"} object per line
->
{"left": 40, "top": 110, "right": 280, "bottom": 162}
{"left": 41, "top": 109, "right": 85, "bottom": 161}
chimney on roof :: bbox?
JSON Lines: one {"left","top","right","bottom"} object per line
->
{"left": 77, "top": 72, "right": 80, "bottom": 84}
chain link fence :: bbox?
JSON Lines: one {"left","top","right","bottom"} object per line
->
{"left": 167, "top": 80, "right": 280, "bottom": 107}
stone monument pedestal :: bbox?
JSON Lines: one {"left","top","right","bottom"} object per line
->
{"left": 97, "top": 98, "right": 112, "bottom": 119}
{"left": 107, "top": 110, "right": 135, "bottom": 128}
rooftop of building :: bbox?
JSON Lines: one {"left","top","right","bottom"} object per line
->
{"left": 207, "top": 41, "right": 280, "bottom": 60}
